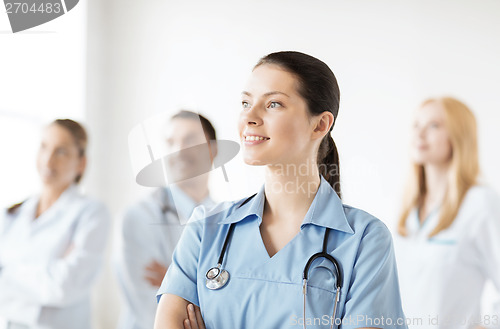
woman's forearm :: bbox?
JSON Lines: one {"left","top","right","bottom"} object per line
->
{"left": 154, "top": 294, "right": 190, "bottom": 329}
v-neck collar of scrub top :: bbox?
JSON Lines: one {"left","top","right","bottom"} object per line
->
{"left": 158, "top": 177, "right": 409, "bottom": 329}
{"left": 219, "top": 176, "right": 354, "bottom": 234}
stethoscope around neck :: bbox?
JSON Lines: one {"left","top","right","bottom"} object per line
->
{"left": 302, "top": 228, "right": 342, "bottom": 329}
{"left": 205, "top": 195, "right": 343, "bottom": 329}
{"left": 205, "top": 195, "right": 251, "bottom": 290}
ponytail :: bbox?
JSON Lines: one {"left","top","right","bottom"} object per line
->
{"left": 318, "top": 131, "right": 341, "bottom": 199}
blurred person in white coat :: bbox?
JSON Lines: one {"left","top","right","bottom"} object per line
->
{"left": 394, "top": 97, "right": 500, "bottom": 329}
{"left": 0, "top": 119, "right": 110, "bottom": 329}
{"left": 115, "top": 111, "right": 216, "bottom": 329}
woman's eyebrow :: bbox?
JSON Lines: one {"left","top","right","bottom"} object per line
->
{"left": 241, "top": 91, "right": 290, "bottom": 97}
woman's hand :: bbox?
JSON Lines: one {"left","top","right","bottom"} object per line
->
{"left": 144, "top": 260, "right": 168, "bottom": 287}
{"left": 183, "top": 303, "right": 205, "bottom": 329}
{"left": 62, "top": 243, "right": 75, "bottom": 258}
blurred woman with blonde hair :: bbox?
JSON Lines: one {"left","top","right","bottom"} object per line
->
{"left": 395, "top": 97, "right": 500, "bottom": 329}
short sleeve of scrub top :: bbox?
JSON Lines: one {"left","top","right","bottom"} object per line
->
{"left": 155, "top": 204, "right": 210, "bottom": 306}
{"left": 157, "top": 176, "right": 407, "bottom": 329}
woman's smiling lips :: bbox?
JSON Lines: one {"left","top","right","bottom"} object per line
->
{"left": 242, "top": 134, "right": 270, "bottom": 146}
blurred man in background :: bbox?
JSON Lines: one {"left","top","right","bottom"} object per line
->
{"left": 115, "top": 111, "right": 217, "bottom": 329}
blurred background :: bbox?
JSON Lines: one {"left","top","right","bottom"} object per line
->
{"left": 1, "top": 0, "right": 499, "bottom": 328}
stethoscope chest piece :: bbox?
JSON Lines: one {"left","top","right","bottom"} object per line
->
{"left": 205, "top": 264, "right": 230, "bottom": 290}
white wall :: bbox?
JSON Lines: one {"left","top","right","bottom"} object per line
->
{"left": 85, "top": 0, "right": 500, "bottom": 327}
{"left": 0, "top": 1, "right": 87, "bottom": 206}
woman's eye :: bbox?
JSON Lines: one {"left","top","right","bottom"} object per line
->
{"left": 242, "top": 101, "right": 250, "bottom": 109}
{"left": 268, "top": 102, "right": 282, "bottom": 109}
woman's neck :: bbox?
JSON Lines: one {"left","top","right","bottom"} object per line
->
{"left": 36, "top": 184, "right": 68, "bottom": 218}
{"left": 423, "top": 162, "right": 450, "bottom": 208}
{"left": 263, "top": 161, "right": 321, "bottom": 226}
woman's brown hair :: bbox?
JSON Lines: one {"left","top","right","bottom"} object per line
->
{"left": 255, "top": 51, "right": 342, "bottom": 198}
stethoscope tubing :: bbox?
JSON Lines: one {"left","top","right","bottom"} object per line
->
{"left": 302, "top": 228, "right": 342, "bottom": 287}
{"left": 205, "top": 194, "right": 342, "bottom": 329}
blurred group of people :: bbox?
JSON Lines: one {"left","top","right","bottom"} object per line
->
{"left": 0, "top": 94, "right": 499, "bottom": 329}
{"left": 0, "top": 111, "right": 219, "bottom": 329}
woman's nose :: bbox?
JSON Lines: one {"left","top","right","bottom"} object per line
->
{"left": 47, "top": 152, "right": 58, "bottom": 166}
{"left": 39, "top": 150, "right": 55, "bottom": 168}
{"left": 418, "top": 126, "right": 428, "bottom": 139}
{"left": 241, "top": 105, "right": 262, "bottom": 126}
{"left": 413, "top": 124, "right": 426, "bottom": 139}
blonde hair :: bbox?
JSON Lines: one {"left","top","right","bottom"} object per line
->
{"left": 398, "top": 97, "right": 479, "bottom": 237}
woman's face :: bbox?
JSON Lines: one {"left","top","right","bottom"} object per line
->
{"left": 37, "top": 124, "right": 85, "bottom": 189}
{"left": 238, "top": 64, "right": 319, "bottom": 167}
{"left": 411, "top": 101, "right": 452, "bottom": 166}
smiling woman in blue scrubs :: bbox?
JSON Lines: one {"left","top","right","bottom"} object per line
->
{"left": 154, "top": 51, "right": 407, "bottom": 329}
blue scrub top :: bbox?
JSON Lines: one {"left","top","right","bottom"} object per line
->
{"left": 157, "top": 177, "right": 407, "bottom": 329}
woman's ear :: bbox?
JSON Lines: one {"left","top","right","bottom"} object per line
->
{"left": 208, "top": 141, "right": 218, "bottom": 163}
{"left": 312, "top": 111, "right": 334, "bottom": 140}
{"left": 78, "top": 156, "right": 87, "bottom": 179}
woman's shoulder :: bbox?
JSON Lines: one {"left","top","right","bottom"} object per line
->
{"left": 457, "top": 184, "right": 500, "bottom": 224}
{"left": 336, "top": 205, "right": 396, "bottom": 260}
{"left": 463, "top": 184, "right": 500, "bottom": 207}
{"left": 342, "top": 204, "right": 392, "bottom": 238}
{"left": 2, "top": 193, "right": 38, "bottom": 222}
{"left": 1, "top": 200, "right": 27, "bottom": 232}
{"left": 5, "top": 200, "right": 27, "bottom": 217}
{"left": 4, "top": 190, "right": 39, "bottom": 214}
{"left": 457, "top": 185, "right": 500, "bottom": 244}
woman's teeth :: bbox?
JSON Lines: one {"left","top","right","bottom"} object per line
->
{"left": 244, "top": 136, "right": 269, "bottom": 141}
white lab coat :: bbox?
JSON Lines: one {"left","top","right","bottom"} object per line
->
{"left": 0, "top": 185, "right": 110, "bottom": 329}
{"left": 394, "top": 185, "right": 500, "bottom": 329}
{"left": 114, "top": 186, "right": 213, "bottom": 329}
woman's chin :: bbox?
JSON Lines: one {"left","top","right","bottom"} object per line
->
{"left": 39, "top": 175, "right": 56, "bottom": 185}
{"left": 243, "top": 157, "right": 266, "bottom": 166}
{"left": 40, "top": 178, "right": 72, "bottom": 191}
